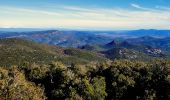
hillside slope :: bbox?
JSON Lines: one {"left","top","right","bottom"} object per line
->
{"left": 0, "top": 38, "right": 107, "bottom": 66}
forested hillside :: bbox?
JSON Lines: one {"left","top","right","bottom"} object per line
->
{"left": 0, "top": 38, "right": 106, "bottom": 66}
{"left": 0, "top": 38, "right": 170, "bottom": 100}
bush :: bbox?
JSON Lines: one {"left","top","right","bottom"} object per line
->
{"left": 0, "top": 66, "right": 46, "bottom": 100}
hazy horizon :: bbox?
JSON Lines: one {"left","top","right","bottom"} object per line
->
{"left": 1, "top": 28, "right": 170, "bottom": 32}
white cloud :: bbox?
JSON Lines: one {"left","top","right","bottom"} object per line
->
{"left": 130, "top": 3, "right": 161, "bottom": 12}
{"left": 131, "top": 3, "right": 142, "bottom": 9}
{"left": 0, "top": 6, "right": 64, "bottom": 16}
{"left": 0, "top": 5, "right": 170, "bottom": 30}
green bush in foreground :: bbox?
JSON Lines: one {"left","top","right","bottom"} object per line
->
{"left": 0, "top": 60, "right": 170, "bottom": 100}
{"left": 0, "top": 66, "right": 46, "bottom": 100}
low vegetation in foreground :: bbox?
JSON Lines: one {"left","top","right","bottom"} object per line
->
{"left": 0, "top": 60, "right": 170, "bottom": 100}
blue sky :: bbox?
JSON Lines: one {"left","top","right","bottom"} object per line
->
{"left": 0, "top": 0, "right": 170, "bottom": 30}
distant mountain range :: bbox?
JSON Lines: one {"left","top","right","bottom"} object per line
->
{"left": 0, "top": 30, "right": 114, "bottom": 47}
{"left": 1, "top": 29, "right": 170, "bottom": 48}
{"left": 1, "top": 29, "right": 170, "bottom": 61}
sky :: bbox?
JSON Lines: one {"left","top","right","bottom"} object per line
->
{"left": 0, "top": 0, "right": 170, "bottom": 30}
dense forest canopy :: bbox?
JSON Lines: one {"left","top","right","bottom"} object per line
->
{"left": 1, "top": 60, "right": 170, "bottom": 100}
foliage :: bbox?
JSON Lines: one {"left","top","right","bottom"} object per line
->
{"left": 0, "top": 66, "right": 46, "bottom": 100}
